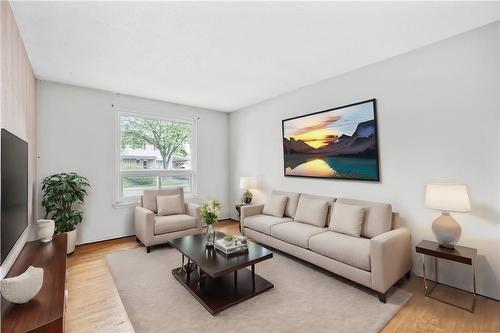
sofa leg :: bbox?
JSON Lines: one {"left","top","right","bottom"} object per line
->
{"left": 377, "top": 292, "right": 387, "bottom": 303}
{"left": 146, "top": 246, "right": 151, "bottom": 253}
{"left": 405, "top": 270, "right": 411, "bottom": 279}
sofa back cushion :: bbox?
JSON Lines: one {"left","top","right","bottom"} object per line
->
{"left": 142, "top": 187, "right": 184, "bottom": 213}
{"left": 157, "top": 194, "right": 185, "bottom": 216}
{"left": 328, "top": 202, "right": 366, "bottom": 237}
{"left": 336, "top": 198, "right": 392, "bottom": 238}
{"left": 263, "top": 194, "right": 288, "bottom": 217}
{"left": 294, "top": 196, "right": 332, "bottom": 227}
{"left": 272, "top": 190, "right": 300, "bottom": 218}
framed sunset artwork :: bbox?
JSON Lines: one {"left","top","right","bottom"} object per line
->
{"left": 282, "top": 99, "right": 380, "bottom": 181}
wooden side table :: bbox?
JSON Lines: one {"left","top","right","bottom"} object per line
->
{"left": 416, "top": 240, "right": 477, "bottom": 313}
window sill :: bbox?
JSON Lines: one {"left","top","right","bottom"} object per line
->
{"left": 113, "top": 194, "right": 196, "bottom": 209}
{"left": 113, "top": 201, "right": 139, "bottom": 209}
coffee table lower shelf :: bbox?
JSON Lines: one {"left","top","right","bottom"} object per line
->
{"left": 171, "top": 267, "right": 274, "bottom": 315}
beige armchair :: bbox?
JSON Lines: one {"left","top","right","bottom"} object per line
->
{"left": 135, "top": 187, "right": 202, "bottom": 253}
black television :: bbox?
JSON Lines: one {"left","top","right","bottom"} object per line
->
{"left": 1, "top": 129, "right": 28, "bottom": 265}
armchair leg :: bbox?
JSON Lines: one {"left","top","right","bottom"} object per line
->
{"left": 377, "top": 292, "right": 387, "bottom": 303}
{"left": 135, "top": 237, "right": 140, "bottom": 243}
{"left": 146, "top": 246, "right": 151, "bottom": 253}
{"left": 405, "top": 270, "right": 411, "bottom": 279}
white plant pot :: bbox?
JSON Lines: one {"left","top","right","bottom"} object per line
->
{"left": 66, "top": 229, "right": 77, "bottom": 254}
{"left": 37, "top": 219, "right": 55, "bottom": 242}
{"left": 1, "top": 266, "right": 44, "bottom": 304}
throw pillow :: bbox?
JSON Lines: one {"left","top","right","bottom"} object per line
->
{"left": 328, "top": 202, "right": 366, "bottom": 237}
{"left": 263, "top": 194, "right": 288, "bottom": 217}
{"left": 294, "top": 197, "right": 330, "bottom": 227}
{"left": 156, "top": 194, "right": 184, "bottom": 216}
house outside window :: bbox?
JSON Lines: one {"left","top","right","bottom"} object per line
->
{"left": 117, "top": 112, "right": 196, "bottom": 203}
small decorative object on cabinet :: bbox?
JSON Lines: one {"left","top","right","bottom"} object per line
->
{"left": 37, "top": 219, "right": 55, "bottom": 242}
{"left": 0, "top": 266, "right": 44, "bottom": 304}
{"left": 425, "top": 183, "right": 471, "bottom": 248}
{"left": 201, "top": 199, "right": 220, "bottom": 247}
{"left": 240, "top": 176, "right": 258, "bottom": 204}
{"left": 41, "top": 172, "right": 90, "bottom": 254}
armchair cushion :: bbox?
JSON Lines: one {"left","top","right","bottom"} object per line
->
{"left": 142, "top": 187, "right": 184, "bottom": 213}
{"left": 244, "top": 214, "right": 293, "bottom": 235}
{"left": 154, "top": 214, "right": 196, "bottom": 235}
{"left": 157, "top": 194, "right": 184, "bottom": 216}
{"left": 263, "top": 194, "right": 288, "bottom": 217}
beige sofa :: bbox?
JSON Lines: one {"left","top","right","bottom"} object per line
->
{"left": 241, "top": 190, "right": 411, "bottom": 302}
{"left": 135, "top": 188, "right": 202, "bottom": 253}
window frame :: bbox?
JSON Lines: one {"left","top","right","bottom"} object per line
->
{"left": 114, "top": 109, "right": 198, "bottom": 206}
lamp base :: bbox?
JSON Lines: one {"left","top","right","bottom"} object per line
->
{"left": 432, "top": 213, "right": 461, "bottom": 249}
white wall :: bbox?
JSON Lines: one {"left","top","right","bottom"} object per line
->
{"left": 229, "top": 22, "right": 500, "bottom": 299}
{"left": 36, "top": 81, "right": 229, "bottom": 245}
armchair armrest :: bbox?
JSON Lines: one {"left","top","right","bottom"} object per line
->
{"left": 370, "top": 227, "right": 411, "bottom": 293}
{"left": 185, "top": 203, "right": 202, "bottom": 231}
{"left": 240, "top": 204, "right": 264, "bottom": 230}
{"left": 135, "top": 206, "right": 155, "bottom": 247}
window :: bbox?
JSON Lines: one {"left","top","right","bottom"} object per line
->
{"left": 117, "top": 112, "right": 196, "bottom": 203}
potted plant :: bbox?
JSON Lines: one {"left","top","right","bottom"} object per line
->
{"left": 223, "top": 235, "right": 234, "bottom": 246}
{"left": 201, "top": 199, "right": 220, "bottom": 247}
{"left": 41, "top": 172, "right": 90, "bottom": 254}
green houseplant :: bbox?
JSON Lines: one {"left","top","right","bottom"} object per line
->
{"left": 41, "top": 172, "right": 90, "bottom": 254}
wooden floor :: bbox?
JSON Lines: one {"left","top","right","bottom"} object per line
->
{"left": 66, "top": 220, "right": 500, "bottom": 333}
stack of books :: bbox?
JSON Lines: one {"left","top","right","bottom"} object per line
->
{"left": 215, "top": 239, "right": 248, "bottom": 256}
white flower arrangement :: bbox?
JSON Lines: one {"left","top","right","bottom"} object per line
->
{"left": 201, "top": 199, "right": 220, "bottom": 225}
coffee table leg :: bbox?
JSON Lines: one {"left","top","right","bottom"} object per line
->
{"left": 252, "top": 264, "right": 255, "bottom": 290}
{"left": 234, "top": 270, "right": 237, "bottom": 287}
{"left": 178, "top": 254, "right": 185, "bottom": 273}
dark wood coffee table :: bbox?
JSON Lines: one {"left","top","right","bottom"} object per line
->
{"left": 168, "top": 232, "right": 274, "bottom": 315}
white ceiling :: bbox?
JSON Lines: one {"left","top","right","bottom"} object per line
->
{"left": 10, "top": 1, "right": 500, "bottom": 112}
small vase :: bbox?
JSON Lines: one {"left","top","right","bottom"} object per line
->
{"left": 206, "top": 224, "right": 215, "bottom": 247}
{"left": 37, "top": 219, "right": 55, "bottom": 242}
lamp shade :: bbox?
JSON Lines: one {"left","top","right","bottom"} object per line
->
{"left": 425, "top": 183, "right": 471, "bottom": 213}
{"left": 240, "top": 177, "right": 258, "bottom": 190}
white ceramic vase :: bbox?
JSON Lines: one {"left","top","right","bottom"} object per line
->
{"left": 0, "top": 266, "right": 44, "bottom": 304}
{"left": 66, "top": 229, "right": 77, "bottom": 254}
{"left": 37, "top": 219, "right": 55, "bottom": 242}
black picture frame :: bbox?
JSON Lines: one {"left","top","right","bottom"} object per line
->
{"left": 281, "top": 98, "right": 380, "bottom": 182}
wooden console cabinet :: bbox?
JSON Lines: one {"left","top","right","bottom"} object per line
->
{"left": 1, "top": 233, "right": 67, "bottom": 333}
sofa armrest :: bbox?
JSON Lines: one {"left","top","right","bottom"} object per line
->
{"left": 370, "top": 227, "right": 411, "bottom": 293}
{"left": 135, "top": 206, "right": 155, "bottom": 247}
{"left": 185, "top": 202, "right": 202, "bottom": 231}
{"left": 240, "top": 204, "right": 264, "bottom": 230}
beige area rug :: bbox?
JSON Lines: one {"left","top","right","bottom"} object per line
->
{"left": 106, "top": 246, "right": 411, "bottom": 333}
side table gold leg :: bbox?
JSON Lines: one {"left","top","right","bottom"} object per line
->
{"left": 422, "top": 254, "right": 429, "bottom": 295}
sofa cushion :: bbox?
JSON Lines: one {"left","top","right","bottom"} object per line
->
{"left": 263, "top": 194, "right": 288, "bottom": 217}
{"left": 157, "top": 194, "right": 184, "bottom": 216}
{"left": 272, "top": 190, "right": 301, "bottom": 218}
{"left": 271, "top": 222, "right": 326, "bottom": 248}
{"left": 294, "top": 196, "right": 331, "bottom": 227}
{"left": 309, "top": 231, "right": 371, "bottom": 271}
{"left": 154, "top": 214, "right": 196, "bottom": 235}
{"left": 244, "top": 215, "right": 293, "bottom": 235}
{"left": 143, "top": 187, "right": 184, "bottom": 213}
{"left": 336, "top": 198, "right": 392, "bottom": 238}
{"left": 328, "top": 202, "right": 365, "bottom": 237}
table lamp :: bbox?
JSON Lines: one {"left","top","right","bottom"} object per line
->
{"left": 240, "top": 177, "right": 258, "bottom": 204}
{"left": 425, "top": 183, "right": 471, "bottom": 248}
